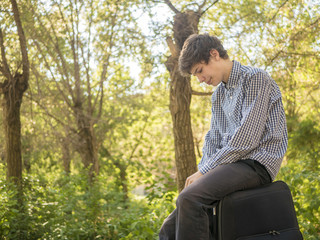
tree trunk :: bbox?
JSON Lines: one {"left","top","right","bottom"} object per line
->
{"left": 118, "top": 162, "right": 128, "bottom": 204}
{"left": 0, "top": 0, "right": 29, "bottom": 185}
{"left": 74, "top": 110, "right": 99, "bottom": 183}
{"left": 165, "top": 11, "right": 200, "bottom": 192}
{"left": 3, "top": 74, "right": 27, "bottom": 183}
{"left": 61, "top": 137, "right": 71, "bottom": 174}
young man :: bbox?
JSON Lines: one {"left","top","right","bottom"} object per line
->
{"left": 159, "top": 34, "right": 288, "bottom": 240}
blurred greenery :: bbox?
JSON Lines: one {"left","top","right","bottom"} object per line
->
{"left": 1, "top": 0, "right": 320, "bottom": 239}
{"left": 0, "top": 164, "right": 177, "bottom": 239}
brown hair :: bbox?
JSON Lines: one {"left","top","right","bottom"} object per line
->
{"left": 179, "top": 34, "right": 229, "bottom": 76}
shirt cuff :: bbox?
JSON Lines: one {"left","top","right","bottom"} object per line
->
{"left": 198, "top": 163, "right": 212, "bottom": 175}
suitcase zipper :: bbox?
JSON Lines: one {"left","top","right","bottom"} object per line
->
{"left": 235, "top": 228, "right": 301, "bottom": 239}
{"left": 269, "top": 230, "right": 280, "bottom": 235}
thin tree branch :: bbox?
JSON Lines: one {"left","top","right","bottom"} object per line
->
{"left": 31, "top": 62, "right": 74, "bottom": 127}
{"left": 290, "top": 16, "right": 320, "bottom": 42}
{"left": 56, "top": 0, "right": 73, "bottom": 46}
{"left": 45, "top": 10, "right": 74, "bottom": 97}
{"left": 33, "top": 40, "right": 73, "bottom": 109}
{"left": 128, "top": 115, "right": 150, "bottom": 163}
{"left": 0, "top": 28, "right": 12, "bottom": 80}
{"left": 81, "top": 0, "right": 94, "bottom": 114}
{"left": 80, "top": 42, "right": 92, "bottom": 107}
{"left": 198, "top": 0, "right": 207, "bottom": 10}
{"left": 164, "top": 0, "right": 180, "bottom": 14}
{"left": 97, "top": 60, "right": 109, "bottom": 120}
{"left": 200, "top": 0, "right": 219, "bottom": 16}
{"left": 30, "top": 3, "right": 75, "bottom": 101}
{"left": 309, "top": 94, "right": 320, "bottom": 119}
{"left": 238, "top": 40, "right": 255, "bottom": 66}
{"left": 265, "top": 15, "right": 320, "bottom": 65}
{"left": 268, "top": 0, "right": 289, "bottom": 23}
{"left": 25, "top": 93, "right": 77, "bottom": 134}
{"left": 166, "top": 36, "right": 179, "bottom": 57}
{"left": 10, "top": 0, "right": 29, "bottom": 81}
{"left": 192, "top": 89, "right": 213, "bottom": 96}
{"left": 282, "top": 51, "right": 320, "bottom": 59}
{"left": 69, "top": 0, "right": 82, "bottom": 107}
{"left": 268, "top": 52, "right": 283, "bottom": 66}
{"left": 94, "top": 3, "right": 119, "bottom": 120}
{"left": 296, "top": 82, "right": 320, "bottom": 114}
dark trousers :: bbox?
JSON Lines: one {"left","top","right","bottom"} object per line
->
{"left": 159, "top": 160, "right": 271, "bottom": 240}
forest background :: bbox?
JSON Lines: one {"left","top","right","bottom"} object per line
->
{"left": 0, "top": 0, "right": 319, "bottom": 239}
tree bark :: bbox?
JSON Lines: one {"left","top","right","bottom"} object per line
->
{"left": 0, "top": 3, "right": 29, "bottom": 238}
{"left": 165, "top": 10, "right": 201, "bottom": 192}
{"left": 74, "top": 109, "right": 99, "bottom": 182}
{"left": 0, "top": 0, "right": 29, "bottom": 184}
{"left": 3, "top": 74, "right": 27, "bottom": 182}
{"left": 61, "top": 137, "right": 71, "bottom": 174}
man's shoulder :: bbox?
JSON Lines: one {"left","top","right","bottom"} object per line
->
{"left": 237, "top": 63, "right": 276, "bottom": 90}
{"left": 238, "top": 62, "right": 282, "bottom": 100}
{"left": 239, "top": 63, "right": 269, "bottom": 79}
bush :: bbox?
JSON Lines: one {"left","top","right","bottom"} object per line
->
{"left": 277, "top": 159, "right": 320, "bottom": 240}
{"left": 0, "top": 164, "right": 177, "bottom": 240}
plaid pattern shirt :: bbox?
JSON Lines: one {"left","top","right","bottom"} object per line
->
{"left": 198, "top": 60, "right": 288, "bottom": 180}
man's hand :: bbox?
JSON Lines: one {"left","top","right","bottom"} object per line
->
{"left": 185, "top": 171, "right": 203, "bottom": 188}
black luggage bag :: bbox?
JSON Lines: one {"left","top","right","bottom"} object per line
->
{"left": 213, "top": 181, "right": 303, "bottom": 240}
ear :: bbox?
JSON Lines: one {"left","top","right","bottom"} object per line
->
{"left": 209, "top": 49, "right": 220, "bottom": 60}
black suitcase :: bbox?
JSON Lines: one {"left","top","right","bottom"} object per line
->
{"left": 213, "top": 181, "right": 303, "bottom": 240}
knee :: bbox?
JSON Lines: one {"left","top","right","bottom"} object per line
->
{"left": 176, "top": 190, "right": 195, "bottom": 208}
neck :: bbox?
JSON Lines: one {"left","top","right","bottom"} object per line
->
{"left": 222, "top": 59, "right": 233, "bottom": 84}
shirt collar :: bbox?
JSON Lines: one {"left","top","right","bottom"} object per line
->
{"left": 222, "top": 60, "right": 241, "bottom": 90}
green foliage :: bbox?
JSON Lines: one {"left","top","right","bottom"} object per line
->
{"left": 277, "top": 160, "right": 320, "bottom": 240}
{"left": 287, "top": 118, "right": 320, "bottom": 167}
{"left": 107, "top": 192, "right": 177, "bottom": 240}
{"left": 0, "top": 163, "right": 177, "bottom": 240}
{"left": 277, "top": 118, "right": 320, "bottom": 240}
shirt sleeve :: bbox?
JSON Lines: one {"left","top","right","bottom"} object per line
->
{"left": 199, "top": 72, "right": 272, "bottom": 174}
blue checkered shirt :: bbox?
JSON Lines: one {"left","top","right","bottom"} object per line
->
{"left": 198, "top": 60, "right": 288, "bottom": 180}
